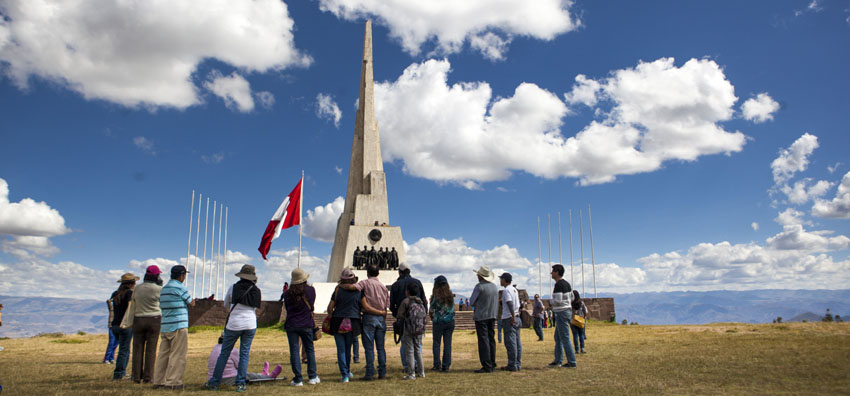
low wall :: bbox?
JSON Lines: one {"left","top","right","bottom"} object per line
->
{"left": 188, "top": 300, "right": 284, "bottom": 327}
{"left": 539, "top": 297, "right": 615, "bottom": 321}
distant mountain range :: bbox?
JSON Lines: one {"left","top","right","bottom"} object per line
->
{"left": 0, "top": 289, "right": 847, "bottom": 337}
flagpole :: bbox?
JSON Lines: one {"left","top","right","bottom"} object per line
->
{"left": 186, "top": 190, "right": 194, "bottom": 276}
{"left": 569, "top": 209, "right": 574, "bottom": 286}
{"left": 589, "top": 203, "right": 597, "bottom": 299}
{"left": 201, "top": 197, "right": 209, "bottom": 297}
{"left": 298, "top": 170, "right": 303, "bottom": 268}
{"left": 193, "top": 194, "right": 202, "bottom": 296}
{"left": 216, "top": 203, "right": 223, "bottom": 299}
{"left": 536, "top": 216, "right": 542, "bottom": 298}
{"left": 579, "top": 209, "right": 585, "bottom": 296}
{"left": 222, "top": 207, "right": 228, "bottom": 299}
{"left": 557, "top": 212, "right": 563, "bottom": 295}
{"left": 547, "top": 214, "right": 552, "bottom": 283}
{"left": 209, "top": 201, "right": 217, "bottom": 297}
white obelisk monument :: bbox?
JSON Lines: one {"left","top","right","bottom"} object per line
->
{"left": 327, "top": 20, "right": 406, "bottom": 283}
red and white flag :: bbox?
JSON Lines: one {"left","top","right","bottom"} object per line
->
{"left": 258, "top": 178, "right": 302, "bottom": 260}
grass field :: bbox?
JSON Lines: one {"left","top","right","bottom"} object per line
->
{"left": 1, "top": 321, "right": 849, "bottom": 395}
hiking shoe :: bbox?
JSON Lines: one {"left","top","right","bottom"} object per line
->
{"left": 290, "top": 380, "right": 303, "bottom": 387}
{"left": 203, "top": 382, "right": 219, "bottom": 391}
{"left": 307, "top": 377, "right": 321, "bottom": 385}
{"left": 235, "top": 383, "right": 247, "bottom": 392}
{"left": 561, "top": 363, "right": 577, "bottom": 368}
{"left": 403, "top": 375, "right": 416, "bottom": 380}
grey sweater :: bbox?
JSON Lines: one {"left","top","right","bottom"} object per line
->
{"left": 469, "top": 280, "right": 499, "bottom": 321}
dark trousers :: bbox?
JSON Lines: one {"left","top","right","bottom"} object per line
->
{"left": 474, "top": 319, "right": 496, "bottom": 371}
{"left": 111, "top": 325, "right": 133, "bottom": 379}
{"left": 533, "top": 317, "right": 544, "bottom": 340}
{"left": 132, "top": 316, "right": 161, "bottom": 382}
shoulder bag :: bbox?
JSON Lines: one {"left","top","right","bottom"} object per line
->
{"left": 322, "top": 286, "right": 338, "bottom": 334}
{"left": 119, "top": 292, "right": 135, "bottom": 329}
{"left": 224, "top": 284, "right": 254, "bottom": 329}
{"left": 303, "top": 295, "right": 322, "bottom": 340}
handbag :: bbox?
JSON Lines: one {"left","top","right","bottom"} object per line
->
{"left": 322, "top": 286, "right": 340, "bottom": 335}
{"left": 572, "top": 314, "right": 586, "bottom": 329}
{"left": 119, "top": 299, "right": 135, "bottom": 329}
{"left": 338, "top": 317, "right": 352, "bottom": 334}
{"left": 303, "top": 296, "right": 322, "bottom": 340}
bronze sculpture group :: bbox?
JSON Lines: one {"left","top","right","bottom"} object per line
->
{"left": 352, "top": 246, "right": 399, "bottom": 270}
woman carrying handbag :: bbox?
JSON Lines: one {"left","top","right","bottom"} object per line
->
{"left": 282, "top": 268, "right": 321, "bottom": 386}
{"left": 326, "top": 268, "right": 362, "bottom": 383}
{"left": 205, "top": 265, "right": 262, "bottom": 392}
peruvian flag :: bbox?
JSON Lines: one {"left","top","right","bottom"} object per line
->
{"left": 258, "top": 178, "right": 302, "bottom": 260}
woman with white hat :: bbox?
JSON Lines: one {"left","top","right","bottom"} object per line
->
{"left": 283, "top": 268, "right": 320, "bottom": 386}
{"left": 205, "top": 265, "right": 262, "bottom": 392}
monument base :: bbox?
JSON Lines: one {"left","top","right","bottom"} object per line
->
{"left": 328, "top": 224, "right": 405, "bottom": 282}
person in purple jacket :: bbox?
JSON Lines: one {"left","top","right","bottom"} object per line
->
{"left": 283, "top": 268, "right": 321, "bottom": 386}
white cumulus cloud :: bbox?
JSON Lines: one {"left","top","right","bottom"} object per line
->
{"left": 812, "top": 171, "right": 850, "bottom": 219}
{"left": 318, "top": 0, "right": 579, "bottom": 59}
{"left": 316, "top": 93, "right": 342, "bottom": 128}
{"left": 376, "top": 57, "right": 748, "bottom": 187}
{"left": 741, "top": 93, "right": 780, "bottom": 123}
{"left": 303, "top": 196, "right": 345, "bottom": 242}
{"left": 0, "top": 178, "right": 69, "bottom": 237}
{"left": 0, "top": 0, "right": 310, "bottom": 109}
{"left": 771, "top": 133, "right": 818, "bottom": 185}
{"left": 204, "top": 71, "right": 255, "bottom": 113}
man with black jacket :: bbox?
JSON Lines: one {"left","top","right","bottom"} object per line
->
{"left": 390, "top": 263, "right": 427, "bottom": 373}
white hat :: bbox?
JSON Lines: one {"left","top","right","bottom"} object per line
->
{"left": 473, "top": 265, "right": 494, "bottom": 282}
{"left": 398, "top": 262, "right": 410, "bottom": 271}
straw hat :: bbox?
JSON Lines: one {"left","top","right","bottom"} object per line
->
{"left": 117, "top": 273, "right": 140, "bottom": 283}
{"left": 291, "top": 268, "right": 309, "bottom": 285}
{"left": 235, "top": 264, "right": 257, "bottom": 281}
{"left": 472, "top": 265, "right": 495, "bottom": 282}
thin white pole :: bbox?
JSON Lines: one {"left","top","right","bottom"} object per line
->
{"left": 569, "top": 210, "right": 574, "bottom": 286}
{"left": 209, "top": 201, "right": 217, "bottom": 297}
{"left": 579, "top": 209, "right": 585, "bottom": 296}
{"left": 547, "top": 213, "right": 552, "bottom": 276}
{"left": 537, "top": 217, "right": 542, "bottom": 297}
{"left": 557, "top": 212, "right": 562, "bottom": 295}
{"left": 186, "top": 190, "right": 194, "bottom": 275}
{"left": 193, "top": 194, "right": 202, "bottom": 296}
{"left": 298, "top": 171, "right": 304, "bottom": 268}
{"left": 217, "top": 203, "right": 223, "bottom": 299}
{"left": 589, "top": 204, "right": 597, "bottom": 299}
{"left": 201, "top": 197, "right": 209, "bottom": 297}
{"left": 222, "top": 207, "right": 228, "bottom": 299}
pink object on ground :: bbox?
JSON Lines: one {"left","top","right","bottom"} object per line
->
{"left": 270, "top": 364, "right": 283, "bottom": 379}
{"left": 263, "top": 361, "right": 270, "bottom": 376}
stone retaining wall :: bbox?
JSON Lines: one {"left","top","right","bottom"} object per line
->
{"left": 188, "top": 300, "right": 284, "bottom": 327}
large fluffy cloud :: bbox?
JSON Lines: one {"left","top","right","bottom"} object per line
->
{"left": 812, "top": 172, "right": 850, "bottom": 218}
{"left": 376, "top": 57, "right": 749, "bottom": 187}
{"left": 0, "top": 178, "right": 69, "bottom": 237}
{"left": 303, "top": 197, "right": 344, "bottom": 242}
{"left": 0, "top": 0, "right": 310, "bottom": 109}
{"left": 318, "top": 0, "right": 578, "bottom": 60}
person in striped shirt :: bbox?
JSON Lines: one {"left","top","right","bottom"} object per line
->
{"left": 153, "top": 265, "right": 194, "bottom": 390}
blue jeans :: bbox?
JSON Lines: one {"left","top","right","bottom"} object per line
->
{"left": 553, "top": 310, "right": 577, "bottom": 365}
{"left": 286, "top": 328, "right": 317, "bottom": 383}
{"left": 432, "top": 320, "right": 454, "bottom": 369}
{"left": 533, "top": 317, "right": 544, "bottom": 340}
{"left": 570, "top": 324, "right": 586, "bottom": 351}
{"left": 353, "top": 332, "right": 360, "bottom": 361}
{"left": 497, "top": 318, "right": 503, "bottom": 342}
{"left": 209, "top": 328, "right": 256, "bottom": 387}
{"left": 104, "top": 326, "right": 118, "bottom": 362}
{"left": 501, "top": 318, "right": 522, "bottom": 370}
{"left": 333, "top": 332, "right": 354, "bottom": 379}
{"left": 111, "top": 325, "right": 133, "bottom": 379}
{"left": 361, "top": 314, "right": 386, "bottom": 377}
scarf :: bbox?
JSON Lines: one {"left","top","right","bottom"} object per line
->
{"left": 231, "top": 278, "right": 261, "bottom": 308}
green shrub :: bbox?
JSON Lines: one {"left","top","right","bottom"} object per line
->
{"left": 51, "top": 338, "right": 88, "bottom": 344}
{"left": 34, "top": 332, "right": 65, "bottom": 338}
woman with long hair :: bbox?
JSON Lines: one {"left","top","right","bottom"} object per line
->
{"left": 570, "top": 290, "right": 588, "bottom": 354}
{"left": 326, "top": 268, "right": 362, "bottom": 383}
{"left": 283, "top": 268, "right": 320, "bottom": 386}
{"left": 111, "top": 273, "right": 138, "bottom": 380}
{"left": 429, "top": 276, "right": 455, "bottom": 372}
{"left": 132, "top": 266, "right": 163, "bottom": 383}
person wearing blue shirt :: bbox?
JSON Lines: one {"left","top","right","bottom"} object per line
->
{"left": 153, "top": 265, "right": 193, "bottom": 390}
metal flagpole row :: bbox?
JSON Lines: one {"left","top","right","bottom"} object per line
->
{"left": 556, "top": 212, "right": 562, "bottom": 296}
{"left": 187, "top": 193, "right": 230, "bottom": 300}
{"left": 201, "top": 197, "right": 210, "bottom": 298}
{"left": 192, "top": 194, "right": 202, "bottom": 296}
{"left": 569, "top": 210, "right": 574, "bottom": 287}
{"left": 209, "top": 201, "right": 217, "bottom": 298}
{"left": 186, "top": 190, "right": 194, "bottom": 288}
{"left": 579, "top": 209, "right": 585, "bottom": 296}
{"left": 547, "top": 214, "right": 552, "bottom": 295}
{"left": 536, "top": 217, "right": 542, "bottom": 298}
{"left": 222, "top": 207, "right": 228, "bottom": 299}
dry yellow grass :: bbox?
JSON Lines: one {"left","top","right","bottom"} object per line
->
{"left": 1, "top": 321, "right": 849, "bottom": 395}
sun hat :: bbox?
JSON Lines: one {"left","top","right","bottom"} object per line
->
{"left": 291, "top": 268, "right": 309, "bottom": 285}
{"left": 499, "top": 272, "right": 512, "bottom": 284}
{"left": 339, "top": 267, "right": 356, "bottom": 281}
{"left": 117, "top": 273, "right": 140, "bottom": 283}
{"left": 434, "top": 275, "right": 448, "bottom": 285}
{"left": 398, "top": 262, "right": 410, "bottom": 271}
{"left": 472, "top": 265, "right": 495, "bottom": 282}
{"left": 235, "top": 264, "right": 257, "bottom": 281}
{"left": 145, "top": 265, "right": 162, "bottom": 276}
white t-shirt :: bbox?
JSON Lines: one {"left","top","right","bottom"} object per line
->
{"left": 501, "top": 285, "right": 520, "bottom": 320}
{"left": 224, "top": 284, "right": 257, "bottom": 331}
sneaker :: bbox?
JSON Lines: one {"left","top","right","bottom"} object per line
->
{"left": 441, "top": 367, "right": 450, "bottom": 373}
{"left": 431, "top": 366, "right": 441, "bottom": 372}
{"left": 546, "top": 362, "right": 561, "bottom": 368}
{"left": 403, "top": 375, "right": 416, "bottom": 380}
{"left": 270, "top": 364, "right": 283, "bottom": 379}
{"left": 341, "top": 376, "right": 349, "bottom": 383}
{"left": 580, "top": 349, "right": 586, "bottom": 354}
{"left": 307, "top": 377, "right": 321, "bottom": 385}
{"left": 290, "top": 380, "right": 303, "bottom": 387}
{"left": 235, "top": 383, "right": 247, "bottom": 392}
{"left": 203, "top": 382, "right": 219, "bottom": 391}
{"left": 561, "top": 363, "right": 577, "bottom": 368}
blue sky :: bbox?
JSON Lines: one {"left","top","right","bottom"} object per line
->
{"left": 1, "top": 0, "right": 849, "bottom": 299}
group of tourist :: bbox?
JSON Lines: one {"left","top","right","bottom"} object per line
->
{"left": 105, "top": 259, "right": 589, "bottom": 391}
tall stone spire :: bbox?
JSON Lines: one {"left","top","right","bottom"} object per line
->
{"left": 328, "top": 20, "right": 404, "bottom": 282}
